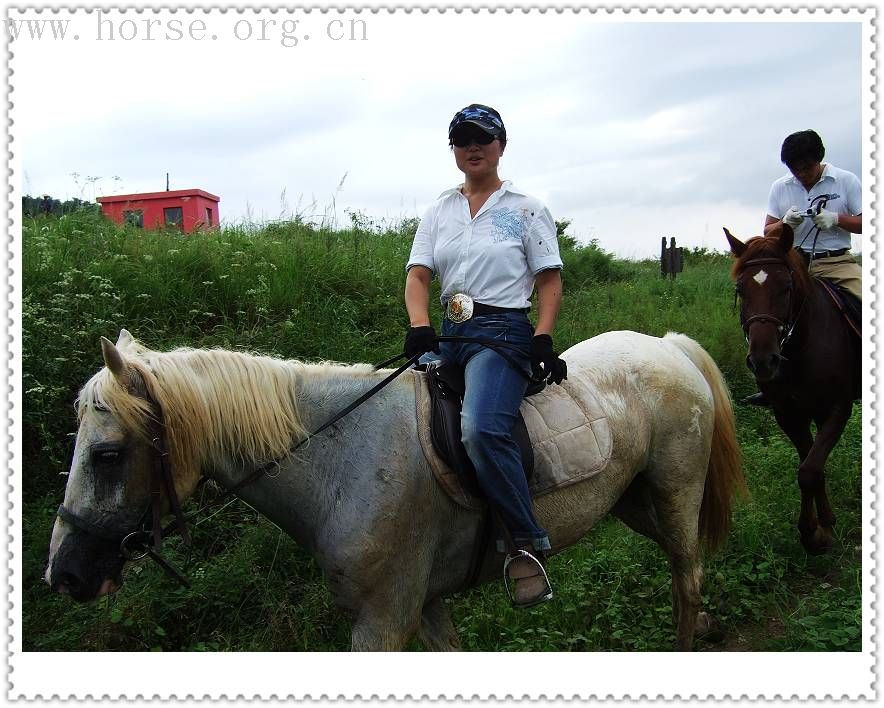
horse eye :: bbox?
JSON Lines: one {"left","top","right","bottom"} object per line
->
{"left": 93, "top": 449, "right": 123, "bottom": 466}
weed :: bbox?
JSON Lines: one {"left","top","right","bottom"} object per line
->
{"left": 23, "top": 211, "right": 862, "bottom": 651}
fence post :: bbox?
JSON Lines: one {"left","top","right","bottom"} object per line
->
{"left": 660, "top": 237, "right": 684, "bottom": 279}
{"left": 661, "top": 237, "right": 667, "bottom": 278}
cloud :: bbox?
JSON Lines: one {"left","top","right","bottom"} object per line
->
{"left": 14, "top": 12, "right": 864, "bottom": 256}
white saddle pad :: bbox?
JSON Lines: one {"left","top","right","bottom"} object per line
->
{"left": 411, "top": 370, "right": 612, "bottom": 510}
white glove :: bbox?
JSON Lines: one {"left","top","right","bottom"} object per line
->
{"left": 782, "top": 206, "right": 804, "bottom": 229}
{"left": 812, "top": 209, "right": 839, "bottom": 231}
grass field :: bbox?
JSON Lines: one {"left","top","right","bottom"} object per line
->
{"left": 21, "top": 210, "right": 863, "bottom": 651}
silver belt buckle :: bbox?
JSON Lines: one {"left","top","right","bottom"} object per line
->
{"left": 446, "top": 293, "right": 474, "bottom": 323}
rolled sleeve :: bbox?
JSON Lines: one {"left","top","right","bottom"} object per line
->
{"left": 524, "top": 205, "right": 563, "bottom": 274}
{"left": 406, "top": 205, "right": 436, "bottom": 273}
{"left": 845, "top": 172, "right": 862, "bottom": 215}
{"left": 766, "top": 183, "right": 784, "bottom": 220}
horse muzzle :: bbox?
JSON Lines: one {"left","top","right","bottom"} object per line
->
{"left": 745, "top": 351, "right": 786, "bottom": 383}
{"left": 46, "top": 533, "right": 125, "bottom": 603}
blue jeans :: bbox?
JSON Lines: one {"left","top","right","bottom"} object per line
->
{"left": 435, "top": 312, "right": 551, "bottom": 553}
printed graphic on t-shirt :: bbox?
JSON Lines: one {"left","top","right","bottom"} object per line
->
{"left": 490, "top": 207, "right": 530, "bottom": 243}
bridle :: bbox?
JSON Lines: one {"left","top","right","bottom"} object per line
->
{"left": 56, "top": 398, "right": 194, "bottom": 586}
{"left": 736, "top": 256, "right": 806, "bottom": 351}
{"left": 56, "top": 335, "right": 544, "bottom": 588}
{"left": 54, "top": 356, "right": 422, "bottom": 588}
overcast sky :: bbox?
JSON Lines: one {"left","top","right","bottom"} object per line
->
{"left": 13, "top": 9, "right": 866, "bottom": 258}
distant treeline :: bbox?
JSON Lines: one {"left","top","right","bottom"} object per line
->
{"left": 22, "top": 195, "right": 100, "bottom": 218}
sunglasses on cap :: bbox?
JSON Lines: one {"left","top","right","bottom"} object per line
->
{"left": 450, "top": 130, "right": 497, "bottom": 148}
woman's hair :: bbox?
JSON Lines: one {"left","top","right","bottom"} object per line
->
{"left": 780, "top": 130, "right": 825, "bottom": 167}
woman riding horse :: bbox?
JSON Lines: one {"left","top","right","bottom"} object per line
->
{"left": 404, "top": 104, "right": 568, "bottom": 607}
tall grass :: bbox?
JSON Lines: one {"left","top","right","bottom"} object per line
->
{"left": 21, "top": 210, "right": 862, "bottom": 651}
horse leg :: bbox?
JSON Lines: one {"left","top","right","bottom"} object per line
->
{"left": 350, "top": 592, "right": 424, "bottom": 651}
{"left": 642, "top": 475, "right": 703, "bottom": 651}
{"left": 341, "top": 541, "right": 434, "bottom": 651}
{"left": 661, "top": 511, "right": 702, "bottom": 650}
{"left": 613, "top": 475, "right": 717, "bottom": 645}
{"left": 772, "top": 409, "right": 821, "bottom": 552}
{"left": 799, "top": 405, "right": 854, "bottom": 554}
{"left": 418, "top": 597, "right": 461, "bottom": 651}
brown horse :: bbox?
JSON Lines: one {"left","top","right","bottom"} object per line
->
{"left": 724, "top": 224, "right": 860, "bottom": 554}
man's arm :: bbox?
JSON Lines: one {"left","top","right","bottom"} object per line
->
{"left": 837, "top": 214, "right": 862, "bottom": 234}
{"left": 763, "top": 214, "right": 780, "bottom": 236}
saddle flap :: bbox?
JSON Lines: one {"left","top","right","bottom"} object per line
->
{"left": 816, "top": 277, "right": 861, "bottom": 338}
{"left": 416, "top": 362, "right": 535, "bottom": 503}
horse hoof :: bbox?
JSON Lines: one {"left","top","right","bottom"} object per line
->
{"left": 694, "top": 611, "right": 725, "bottom": 643}
{"left": 800, "top": 527, "right": 833, "bottom": 555}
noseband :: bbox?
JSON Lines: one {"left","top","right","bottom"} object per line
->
{"left": 737, "top": 256, "right": 804, "bottom": 351}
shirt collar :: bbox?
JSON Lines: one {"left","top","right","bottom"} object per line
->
{"left": 785, "top": 163, "right": 833, "bottom": 186}
{"left": 438, "top": 179, "right": 525, "bottom": 199}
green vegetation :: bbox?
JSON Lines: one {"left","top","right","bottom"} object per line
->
{"left": 22, "top": 209, "right": 862, "bottom": 651}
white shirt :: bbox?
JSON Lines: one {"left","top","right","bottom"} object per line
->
{"left": 406, "top": 181, "right": 562, "bottom": 309}
{"left": 767, "top": 163, "right": 861, "bottom": 252}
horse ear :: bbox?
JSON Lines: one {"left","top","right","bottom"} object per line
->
{"left": 777, "top": 223, "right": 795, "bottom": 252}
{"left": 723, "top": 227, "right": 747, "bottom": 257}
{"left": 101, "top": 336, "right": 128, "bottom": 385}
{"left": 115, "top": 329, "right": 133, "bottom": 349}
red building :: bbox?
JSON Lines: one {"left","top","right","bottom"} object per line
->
{"left": 97, "top": 189, "right": 220, "bottom": 233}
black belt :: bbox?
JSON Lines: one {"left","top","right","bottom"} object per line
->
{"left": 799, "top": 248, "right": 849, "bottom": 263}
{"left": 445, "top": 302, "right": 530, "bottom": 319}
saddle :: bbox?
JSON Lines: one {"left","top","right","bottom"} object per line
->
{"left": 815, "top": 278, "right": 862, "bottom": 401}
{"left": 816, "top": 278, "right": 861, "bottom": 339}
{"left": 418, "top": 361, "right": 543, "bottom": 498}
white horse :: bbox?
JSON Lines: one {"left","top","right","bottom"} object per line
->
{"left": 45, "top": 328, "right": 744, "bottom": 650}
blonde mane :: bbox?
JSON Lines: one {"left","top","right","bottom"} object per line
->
{"left": 76, "top": 337, "right": 377, "bottom": 485}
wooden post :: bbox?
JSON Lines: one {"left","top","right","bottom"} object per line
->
{"left": 661, "top": 237, "right": 684, "bottom": 279}
{"left": 661, "top": 237, "right": 667, "bottom": 278}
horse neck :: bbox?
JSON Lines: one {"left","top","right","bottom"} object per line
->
{"left": 294, "top": 364, "right": 388, "bottom": 429}
{"left": 210, "top": 365, "right": 409, "bottom": 552}
{"left": 788, "top": 277, "right": 825, "bottom": 344}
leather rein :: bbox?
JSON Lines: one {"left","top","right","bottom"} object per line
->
{"left": 56, "top": 336, "right": 539, "bottom": 588}
{"left": 736, "top": 256, "right": 807, "bottom": 351}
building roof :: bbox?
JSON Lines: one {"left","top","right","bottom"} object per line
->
{"left": 96, "top": 189, "right": 220, "bottom": 204}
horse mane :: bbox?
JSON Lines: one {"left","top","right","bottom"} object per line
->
{"left": 730, "top": 235, "right": 813, "bottom": 298}
{"left": 76, "top": 338, "right": 377, "bottom": 484}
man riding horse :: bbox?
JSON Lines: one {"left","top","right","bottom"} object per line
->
{"left": 745, "top": 129, "right": 862, "bottom": 407}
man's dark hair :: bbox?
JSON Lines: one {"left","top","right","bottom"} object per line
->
{"left": 781, "top": 130, "right": 825, "bottom": 167}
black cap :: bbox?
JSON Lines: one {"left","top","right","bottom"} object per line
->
{"left": 448, "top": 104, "right": 506, "bottom": 139}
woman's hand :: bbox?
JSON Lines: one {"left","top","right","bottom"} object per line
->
{"left": 531, "top": 334, "right": 567, "bottom": 384}
{"left": 405, "top": 325, "right": 439, "bottom": 359}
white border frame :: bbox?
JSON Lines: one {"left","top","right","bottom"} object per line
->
{"left": 4, "top": 4, "right": 877, "bottom": 701}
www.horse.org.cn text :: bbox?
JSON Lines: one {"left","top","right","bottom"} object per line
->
{"left": 7, "top": 12, "right": 369, "bottom": 48}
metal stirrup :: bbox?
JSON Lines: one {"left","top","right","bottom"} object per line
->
{"left": 503, "top": 549, "right": 553, "bottom": 605}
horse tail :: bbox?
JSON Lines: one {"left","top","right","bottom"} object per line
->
{"left": 664, "top": 332, "right": 747, "bottom": 552}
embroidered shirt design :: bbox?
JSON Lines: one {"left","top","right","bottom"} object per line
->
{"left": 490, "top": 207, "right": 531, "bottom": 244}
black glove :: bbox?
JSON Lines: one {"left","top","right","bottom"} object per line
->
{"left": 530, "top": 334, "right": 567, "bottom": 385}
{"left": 405, "top": 325, "right": 439, "bottom": 359}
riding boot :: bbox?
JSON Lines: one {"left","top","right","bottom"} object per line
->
{"left": 741, "top": 391, "right": 771, "bottom": 407}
